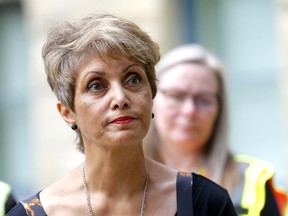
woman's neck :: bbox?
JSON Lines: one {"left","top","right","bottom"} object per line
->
{"left": 83, "top": 144, "right": 147, "bottom": 196}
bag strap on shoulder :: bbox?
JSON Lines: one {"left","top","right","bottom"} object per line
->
{"left": 176, "top": 172, "right": 194, "bottom": 216}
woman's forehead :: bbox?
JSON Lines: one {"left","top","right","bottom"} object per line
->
{"left": 158, "top": 63, "right": 219, "bottom": 92}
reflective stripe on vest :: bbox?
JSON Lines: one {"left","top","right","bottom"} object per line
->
{"left": 235, "top": 154, "right": 275, "bottom": 216}
{"left": 0, "top": 181, "right": 11, "bottom": 216}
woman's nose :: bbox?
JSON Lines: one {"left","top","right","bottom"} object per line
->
{"left": 110, "top": 85, "right": 130, "bottom": 110}
{"left": 180, "top": 97, "right": 197, "bottom": 116}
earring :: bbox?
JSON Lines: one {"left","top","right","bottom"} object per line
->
{"left": 71, "top": 123, "right": 78, "bottom": 130}
{"left": 152, "top": 113, "right": 154, "bottom": 119}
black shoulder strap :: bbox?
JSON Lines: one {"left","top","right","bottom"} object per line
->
{"left": 176, "top": 172, "right": 194, "bottom": 216}
{"left": 20, "top": 194, "right": 46, "bottom": 216}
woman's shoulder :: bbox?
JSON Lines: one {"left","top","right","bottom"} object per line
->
{"left": 147, "top": 157, "right": 177, "bottom": 174}
{"left": 6, "top": 192, "right": 46, "bottom": 216}
{"left": 6, "top": 203, "right": 28, "bottom": 216}
{"left": 193, "top": 173, "right": 229, "bottom": 197}
{"left": 192, "top": 173, "right": 237, "bottom": 215}
{"left": 39, "top": 166, "right": 84, "bottom": 214}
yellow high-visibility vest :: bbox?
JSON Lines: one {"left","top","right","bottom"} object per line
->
{"left": 0, "top": 181, "right": 11, "bottom": 216}
{"left": 235, "top": 154, "right": 286, "bottom": 216}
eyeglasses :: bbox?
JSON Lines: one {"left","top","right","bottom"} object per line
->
{"left": 158, "top": 89, "right": 220, "bottom": 111}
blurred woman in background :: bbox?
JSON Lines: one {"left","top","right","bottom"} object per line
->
{"left": 144, "top": 44, "right": 287, "bottom": 215}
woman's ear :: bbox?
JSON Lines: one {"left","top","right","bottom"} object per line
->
{"left": 56, "top": 102, "right": 75, "bottom": 126}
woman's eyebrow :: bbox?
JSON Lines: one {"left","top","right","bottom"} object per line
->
{"left": 83, "top": 63, "right": 144, "bottom": 78}
{"left": 84, "top": 70, "right": 106, "bottom": 78}
{"left": 123, "top": 63, "right": 144, "bottom": 73}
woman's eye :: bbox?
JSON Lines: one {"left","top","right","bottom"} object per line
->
{"left": 126, "top": 74, "right": 141, "bottom": 86}
{"left": 171, "top": 94, "right": 185, "bottom": 102}
{"left": 196, "top": 98, "right": 210, "bottom": 106}
{"left": 87, "top": 80, "right": 105, "bottom": 91}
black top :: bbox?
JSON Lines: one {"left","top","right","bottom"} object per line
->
{"left": 177, "top": 173, "right": 237, "bottom": 216}
{"left": 7, "top": 173, "right": 238, "bottom": 216}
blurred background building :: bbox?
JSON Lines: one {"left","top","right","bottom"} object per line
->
{"left": 0, "top": 0, "right": 287, "bottom": 199}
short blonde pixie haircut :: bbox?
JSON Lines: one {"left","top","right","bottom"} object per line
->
{"left": 42, "top": 13, "right": 160, "bottom": 152}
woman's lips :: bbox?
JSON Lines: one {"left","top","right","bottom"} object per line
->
{"left": 111, "top": 116, "right": 135, "bottom": 124}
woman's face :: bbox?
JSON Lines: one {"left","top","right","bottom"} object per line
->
{"left": 153, "top": 62, "right": 219, "bottom": 154}
{"left": 69, "top": 56, "right": 153, "bottom": 150}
